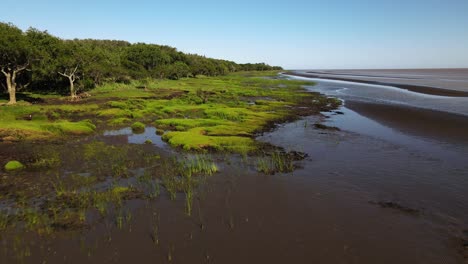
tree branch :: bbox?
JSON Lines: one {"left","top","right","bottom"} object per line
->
{"left": 59, "top": 64, "right": 79, "bottom": 80}
{"left": 18, "top": 82, "right": 31, "bottom": 92}
{"left": 58, "top": 71, "right": 69, "bottom": 78}
{"left": 15, "top": 63, "right": 29, "bottom": 73}
{"left": 0, "top": 67, "right": 7, "bottom": 77}
{"left": 71, "top": 64, "right": 79, "bottom": 75}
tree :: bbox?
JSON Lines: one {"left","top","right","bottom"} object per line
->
{"left": 58, "top": 64, "right": 79, "bottom": 99}
{"left": 26, "top": 27, "right": 63, "bottom": 92}
{"left": 56, "top": 40, "right": 96, "bottom": 100}
{"left": 1, "top": 22, "right": 284, "bottom": 101}
{"left": 167, "top": 62, "right": 190, "bottom": 80}
{"left": 125, "top": 43, "right": 171, "bottom": 71}
{"left": 152, "top": 64, "right": 169, "bottom": 79}
{"left": 0, "top": 23, "right": 32, "bottom": 104}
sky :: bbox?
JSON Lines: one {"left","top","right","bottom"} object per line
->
{"left": 2, "top": 0, "right": 468, "bottom": 69}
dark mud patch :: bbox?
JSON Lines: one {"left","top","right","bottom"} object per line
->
{"left": 314, "top": 123, "right": 341, "bottom": 131}
{"left": 463, "top": 238, "right": 468, "bottom": 249}
{"left": 370, "top": 201, "right": 420, "bottom": 215}
{"left": 143, "top": 88, "right": 189, "bottom": 100}
{"left": 241, "top": 96, "right": 275, "bottom": 105}
{"left": 457, "top": 230, "right": 468, "bottom": 260}
{"left": 50, "top": 219, "right": 90, "bottom": 231}
{"left": 0, "top": 93, "right": 47, "bottom": 104}
{"left": 37, "top": 96, "right": 95, "bottom": 105}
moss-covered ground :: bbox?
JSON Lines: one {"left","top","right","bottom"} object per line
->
{"left": 0, "top": 71, "right": 340, "bottom": 153}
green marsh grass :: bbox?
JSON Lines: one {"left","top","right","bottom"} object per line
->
{"left": 0, "top": 72, "right": 339, "bottom": 155}
{"left": 257, "top": 151, "right": 295, "bottom": 175}
{"left": 150, "top": 211, "right": 160, "bottom": 246}
{"left": 0, "top": 210, "right": 10, "bottom": 231}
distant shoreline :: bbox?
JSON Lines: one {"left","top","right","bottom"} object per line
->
{"left": 283, "top": 71, "right": 468, "bottom": 97}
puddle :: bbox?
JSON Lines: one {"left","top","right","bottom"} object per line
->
{"left": 103, "top": 126, "right": 167, "bottom": 148}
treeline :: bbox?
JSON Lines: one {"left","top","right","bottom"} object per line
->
{"left": 0, "top": 22, "right": 282, "bottom": 104}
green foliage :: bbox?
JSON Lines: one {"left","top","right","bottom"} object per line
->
{"left": 0, "top": 23, "right": 32, "bottom": 73}
{"left": 1, "top": 21, "right": 283, "bottom": 98}
{"left": 0, "top": 23, "right": 35, "bottom": 103}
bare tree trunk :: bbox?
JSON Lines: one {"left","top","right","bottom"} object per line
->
{"left": 7, "top": 80, "right": 16, "bottom": 105}
{"left": 59, "top": 65, "right": 79, "bottom": 101}
{"left": 69, "top": 76, "right": 77, "bottom": 100}
{"left": 2, "top": 65, "right": 28, "bottom": 105}
{"left": 2, "top": 71, "right": 16, "bottom": 105}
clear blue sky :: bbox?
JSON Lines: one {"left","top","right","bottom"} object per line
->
{"left": 2, "top": 0, "right": 468, "bottom": 69}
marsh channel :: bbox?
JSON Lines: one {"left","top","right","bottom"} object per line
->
{"left": 1, "top": 73, "right": 468, "bottom": 264}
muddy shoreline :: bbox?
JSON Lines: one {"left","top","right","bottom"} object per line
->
{"left": 344, "top": 100, "right": 468, "bottom": 143}
{"left": 284, "top": 71, "right": 468, "bottom": 97}
{"left": 257, "top": 96, "right": 468, "bottom": 264}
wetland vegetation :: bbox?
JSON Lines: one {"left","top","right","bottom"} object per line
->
{"left": 0, "top": 21, "right": 342, "bottom": 263}
{"left": 0, "top": 66, "right": 339, "bottom": 263}
{"left": 2, "top": 1, "right": 468, "bottom": 262}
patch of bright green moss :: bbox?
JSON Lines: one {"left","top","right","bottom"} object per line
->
{"left": 162, "top": 128, "right": 256, "bottom": 153}
{"left": 42, "top": 104, "right": 99, "bottom": 113}
{"left": 5, "top": 161, "right": 25, "bottom": 171}
{"left": 204, "top": 108, "right": 246, "bottom": 121}
{"left": 155, "top": 118, "right": 230, "bottom": 131}
{"left": 131, "top": 122, "right": 145, "bottom": 133}
{"left": 0, "top": 119, "right": 96, "bottom": 141}
{"left": 41, "top": 120, "right": 96, "bottom": 135}
{"left": 0, "top": 72, "right": 339, "bottom": 149}
{"left": 97, "top": 108, "right": 130, "bottom": 118}
{"left": 108, "top": 117, "right": 131, "bottom": 126}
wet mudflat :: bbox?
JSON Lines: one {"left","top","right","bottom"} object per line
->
{"left": 290, "top": 69, "right": 468, "bottom": 95}
{"left": 1, "top": 76, "right": 468, "bottom": 263}
{"left": 2, "top": 114, "right": 466, "bottom": 264}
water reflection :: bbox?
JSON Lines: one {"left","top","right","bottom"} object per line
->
{"left": 103, "top": 126, "right": 167, "bottom": 148}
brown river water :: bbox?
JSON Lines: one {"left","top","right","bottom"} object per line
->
{"left": 1, "top": 75, "right": 468, "bottom": 263}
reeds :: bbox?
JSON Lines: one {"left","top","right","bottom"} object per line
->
{"left": 257, "top": 151, "right": 295, "bottom": 175}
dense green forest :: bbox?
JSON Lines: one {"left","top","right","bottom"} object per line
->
{"left": 0, "top": 22, "right": 282, "bottom": 104}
